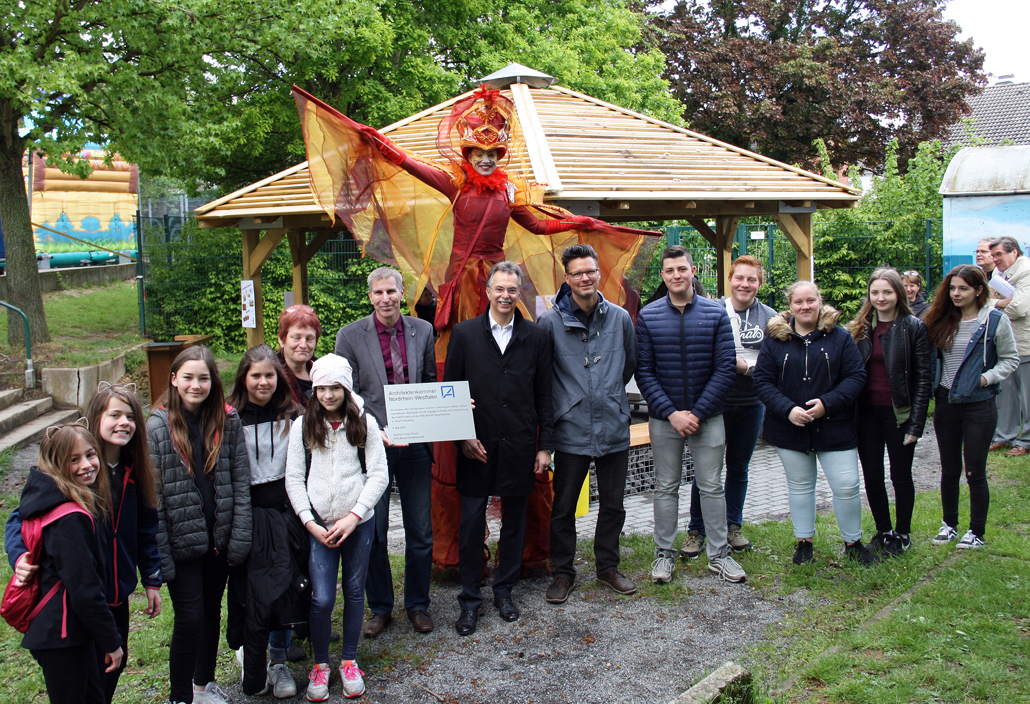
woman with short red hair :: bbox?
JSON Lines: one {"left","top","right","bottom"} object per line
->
{"left": 276, "top": 304, "right": 322, "bottom": 408}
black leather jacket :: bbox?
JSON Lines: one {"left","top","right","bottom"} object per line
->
{"left": 855, "top": 313, "right": 933, "bottom": 437}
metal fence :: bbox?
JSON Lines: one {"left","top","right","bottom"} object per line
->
{"left": 138, "top": 217, "right": 944, "bottom": 349}
{"left": 642, "top": 220, "right": 943, "bottom": 311}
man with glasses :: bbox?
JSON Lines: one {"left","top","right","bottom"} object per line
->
{"left": 443, "top": 261, "right": 554, "bottom": 635}
{"left": 988, "top": 237, "right": 1030, "bottom": 456}
{"left": 537, "top": 244, "right": 638, "bottom": 604}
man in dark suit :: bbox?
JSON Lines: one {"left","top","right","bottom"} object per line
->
{"left": 444, "top": 261, "right": 554, "bottom": 636}
{"left": 335, "top": 266, "right": 437, "bottom": 635}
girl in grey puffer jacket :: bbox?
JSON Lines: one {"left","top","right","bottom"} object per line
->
{"left": 148, "top": 346, "right": 251, "bottom": 704}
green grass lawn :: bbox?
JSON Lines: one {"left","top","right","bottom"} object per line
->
{"left": 1, "top": 447, "right": 1027, "bottom": 703}
{"left": 0, "top": 280, "right": 144, "bottom": 369}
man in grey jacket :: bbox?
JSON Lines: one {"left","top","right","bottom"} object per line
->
{"left": 537, "top": 244, "right": 638, "bottom": 603}
{"left": 335, "top": 267, "right": 437, "bottom": 635}
{"left": 988, "top": 236, "right": 1030, "bottom": 456}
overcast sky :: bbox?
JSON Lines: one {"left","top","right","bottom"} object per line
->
{"left": 940, "top": 0, "right": 1025, "bottom": 83}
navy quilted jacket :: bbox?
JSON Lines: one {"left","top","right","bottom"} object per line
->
{"left": 635, "top": 294, "right": 736, "bottom": 421}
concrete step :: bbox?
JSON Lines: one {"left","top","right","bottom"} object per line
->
{"left": 0, "top": 397, "right": 54, "bottom": 437}
{"left": 0, "top": 408, "right": 82, "bottom": 453}
{"left": 0, "top": 388, "right": 23, "bottom": 413}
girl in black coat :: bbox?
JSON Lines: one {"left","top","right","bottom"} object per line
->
{"left": 18, "top": 423, "right": 122, "bottom": 704}
{"left": 753, "top": 281, "right": 878, "bottom": 567}
{"left": 849, "top": 269, "right": 933, "bottom": 556}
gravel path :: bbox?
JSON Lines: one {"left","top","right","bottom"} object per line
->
{"left": 3, "top": 426, "right": 944, "bottom": 703}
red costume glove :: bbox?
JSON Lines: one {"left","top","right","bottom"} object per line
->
{"left": 358, "top": 124, "right": 406, "bottom": 166}
{"left": 544, "top": 216, "right": 608, "bottom": 235}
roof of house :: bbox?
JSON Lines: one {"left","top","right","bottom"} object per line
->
{"left": 945, "top": 81, "right": 1030, "bottom": 148}
{"left": 196, "top": 82, "right": 859, "bottom": 228}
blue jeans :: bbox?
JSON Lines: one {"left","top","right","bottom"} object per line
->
{"left": 688, "top": 403, "right": 764, "bottom": 534}
{"left": 268, "top": 630, "right": 292, "bottom": 662}
{"left": 365, "top": 443, "right": 433, "bottom": 614}
{"left": 775, "top": 447, "right": 863, "bottom": 543}
{"left": 308, "top": 518, "right": 374, "bottom": 663}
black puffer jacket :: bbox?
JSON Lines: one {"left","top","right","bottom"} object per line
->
{"left": 853, "top": 313, "right": 933, "bottom": 437}
{"left": 148, "top": 407, "right": 252, "bottom": 580}
{"left": 753, "top": 307, "right": 867, "bottom": 453}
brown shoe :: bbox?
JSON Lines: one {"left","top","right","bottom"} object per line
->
{"left": 1005, "top": 446, "right": 1028, "bottom": 457}
{"left": 407, "top": 609, "right": 434, "bottom": 633}
{"left": 545, "top": 575, "right": 575, "bottom": 604}
{"left": 597, "top": 568, "right": 637, "bottom": 595}
{"left": 362, "top": 612, "right": 392, "bottom": 637}
{"left": 989, "top": 442, "right": 1008, "bottom": 451}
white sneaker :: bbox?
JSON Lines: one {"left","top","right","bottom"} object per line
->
{"left": 956, "top": 530, "right": 986, "bottom": 549}
{"left": 651, "top": 549, "right": 675, "bottom": 584}
{"left": 193, "top": 682, "right": 229, "bottom": 704}
{"left": 268, "top": 662, "right": 298, "bottom": 699}
{"left": 709, "top": 554, "right": 747, "bottom": 583}
{"left": 340, "top": 660, "right": 366, "bottom": 698}
{"left": 932, "top": 522, "right": 958, "bottom": 545}
{"left": 306, "top": 665, "right": 330, "bottom": 702}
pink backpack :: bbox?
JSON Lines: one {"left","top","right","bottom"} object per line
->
{"left": 1, "top": 502, "right": 94, "bottom": 634}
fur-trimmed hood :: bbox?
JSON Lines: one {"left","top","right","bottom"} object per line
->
{"left": 766, "top": 305, "right": 842, "bottom": 341}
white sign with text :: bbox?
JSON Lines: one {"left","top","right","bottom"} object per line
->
{"left": 385, "top": 381, "right": 476, "bottom": 444}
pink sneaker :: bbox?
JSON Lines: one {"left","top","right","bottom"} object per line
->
{"left": 305, "top": 665, "right": 330, "bottom": 702}
{"left": 340, "top": 661, "right": 366, "bottom": 698}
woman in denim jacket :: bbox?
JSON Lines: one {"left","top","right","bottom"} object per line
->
{"left": 924, "top": 265, "right": 1018, "bottom": 550}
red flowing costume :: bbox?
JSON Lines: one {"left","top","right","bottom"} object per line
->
{"left": 293, "top": 85, "right": 658, "bottom": 569}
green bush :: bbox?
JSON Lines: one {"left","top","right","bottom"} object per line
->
{"left": 143, "top": 223, "right": 380, "bottom": 355}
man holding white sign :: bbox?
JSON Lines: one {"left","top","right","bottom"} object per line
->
{"left": 444, "top": 261, "right": 554, "bottom": 636}
{"left": 334, "top": 267, "right": 437, "bottom": 636}
{"left": 988, "top": 237, "right": 1030, "bottom": 457}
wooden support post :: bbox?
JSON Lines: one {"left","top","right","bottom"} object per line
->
{"left": 287, "top": 231, "right": 309, "bottom": 306}
{"left": 775, "top": 213, "right": 815, "bottom": 282}
{"left": 241, "top": 228, "right": 288, "bottom": 348}
{"left": 715, "top": 216, "right": 739, "bottom": 297}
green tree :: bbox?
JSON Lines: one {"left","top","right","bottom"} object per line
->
{"left": 174, "top": 0, "right": 683, "bottom": 194}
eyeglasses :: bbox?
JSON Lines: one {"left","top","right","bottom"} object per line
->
{"left": 491, "top": 287, "right": 521, "bottom": 296}
{"left": 902, "top": 271, "right": 919, "bottom": 277}
{"left": 567, "top": 268, "right": 600, "bottom": 281}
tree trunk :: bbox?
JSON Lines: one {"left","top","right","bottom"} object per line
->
{"left": 0, "top": 143, "right": 50, "bottom": 346}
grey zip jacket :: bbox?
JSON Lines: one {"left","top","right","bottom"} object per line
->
{"left": 537, "top": 283, "right": 637, "bottom": 456}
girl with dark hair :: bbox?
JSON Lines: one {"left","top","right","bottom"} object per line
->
{"left": 923, "top": 265, "right": 1018, "bottom": 549}
{"left": 7, "top": 384, "right": 162, "bottom": 703}
{"left": 226, "top": 345, "right": 301, "bottom": 698}
{"left": 14, "top": 423, "right": 121, "bottom": 704}
{"left": 148, "top": 345, "right": 252, "bottom": 704}
{"left": 285, "top": 354, "right": 387, "bottom": 701}
{"left": 849, "top": 269, "right": 932, "bottom": 556}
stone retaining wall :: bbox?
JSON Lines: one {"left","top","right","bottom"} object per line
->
{"left": 41, "top": 352, "right": 127, "bottom": 412}
{"left": 0, "top": 262, "right": 136, "bottom": 298}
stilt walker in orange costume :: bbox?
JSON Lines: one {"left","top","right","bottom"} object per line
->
{"left": 293, "top": 84, "right": 657, "bottom": 570}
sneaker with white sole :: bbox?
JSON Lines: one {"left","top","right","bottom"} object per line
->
{"left": 306, "top": 665, "right": 330, "bottom": 702}
{"left": 727, "top": 524, "right": 752, "bottom": 552}
{"left": 193, "top": 683, "right": 229, "bottom": 704}
{"left": 651, "top": 549, "right": 675, "bottom": 584}
{"left": 679, "top": 530, "right": 705, "bottom": 559}
{"left": 898, "top": 533, "right": 912, "bottom": 551}
{"left": 932, "top": 522, "right": 958, "bottom": 545}
{"left": 956, "top": 530, "right": 986, "bottom": 549}
{"left": 268, "top": 662, "right": 298, "bottom": 699}
{"left": 708, "top": 554, "right": 747, "bottom": 583}
{"left": 340, "top": 660, "right": 366, "bottom": 698}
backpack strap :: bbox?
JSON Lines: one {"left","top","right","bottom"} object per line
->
{"left": 29, "top": 503, "right": 93, "bottom": 635}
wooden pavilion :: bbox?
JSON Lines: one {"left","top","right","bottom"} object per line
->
{"left": 195, "top": 64, "right": 860, "bottom": 347}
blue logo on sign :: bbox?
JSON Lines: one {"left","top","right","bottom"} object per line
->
{"left": 441, "top": 385, "right": 455, "bottom": 399}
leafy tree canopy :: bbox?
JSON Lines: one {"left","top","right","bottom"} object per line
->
{"left": 174, "top": 0, "right": 682, "bottom": 194}
{"left": 649, "top": 0, "right": 986, "bottom": 171}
